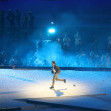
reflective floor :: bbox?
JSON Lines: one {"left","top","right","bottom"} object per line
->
{"left": 0, "top": 69, "right": 111, "bottom": 111}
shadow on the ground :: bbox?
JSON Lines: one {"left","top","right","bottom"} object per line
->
{"left": 14, "top": 99, "right": 106, "bottom": 111}
{"left": 51, "top": 88, "right": 67, "bottom": 97}
{"left": 7, "top": 75, "right": 34, "bottom": 83}
{"left": 0, "top": 91, "right": 20, "bottom": 95}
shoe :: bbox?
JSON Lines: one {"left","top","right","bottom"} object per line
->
{"left": 50, "top": 86, "right": 54, "bottom": 89}
{"left": 64, "top": 79, "right": 66, "bottom": 83}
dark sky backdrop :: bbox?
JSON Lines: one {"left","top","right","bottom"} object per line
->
{"left": 0, "top": 0, "right": 111, "bottom": 14}
{"left": 0, "top": 0, "right": 111, "bottom": 26}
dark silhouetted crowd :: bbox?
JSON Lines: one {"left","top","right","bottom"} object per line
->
{"left": 0, "top": 9, "right": 34, "bottom": 31}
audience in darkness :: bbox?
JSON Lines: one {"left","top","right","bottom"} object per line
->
{"left": 0, "top": 9, "right": 111, "bottom": 68}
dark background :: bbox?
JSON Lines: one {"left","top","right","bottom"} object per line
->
{"left": 0, "top": 0, "right": 111, "bottom": 67}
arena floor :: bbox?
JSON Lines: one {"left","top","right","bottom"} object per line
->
{"left": 0, "top": 69, "right": 111, "bottom": 111}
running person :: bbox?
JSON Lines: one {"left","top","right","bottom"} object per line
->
{"left": 50, "top": 61, "right": 66, "bottom": 89}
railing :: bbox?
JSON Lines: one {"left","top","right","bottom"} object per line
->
{"left": 0, "top": 66, "right": 111, "bottom": 71}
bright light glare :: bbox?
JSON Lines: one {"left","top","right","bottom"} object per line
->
{"left": 48, "top": 28, "right": 55, "bottom": 34}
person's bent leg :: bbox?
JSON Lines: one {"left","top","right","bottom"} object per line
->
{"left": 56, "top": 77, "right": 64, "bottom": 81}
{"left": 55, "top": 73, "right": 66, "bottom": 83}
{"left": 56, "top": 73, "right": 64, "bottom": 82}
